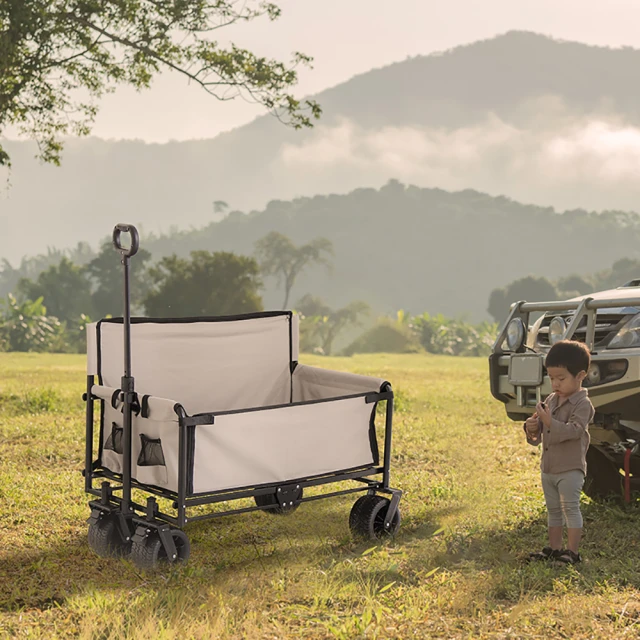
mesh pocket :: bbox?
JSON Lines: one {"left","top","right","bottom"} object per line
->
{"left": 137, "top": 434, "right": 166, "bottom": 467}
{"left": 104, "top": 422, "right": 123, "bottom": 455}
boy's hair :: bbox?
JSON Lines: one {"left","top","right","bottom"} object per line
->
{"left": 546, "top": 340, "right": 591, "bottom": 376}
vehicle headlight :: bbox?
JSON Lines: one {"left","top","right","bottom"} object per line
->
{"left": 506, "top": 318, "right": 525, "bottom": 351}
{"left": 586, "top": 364, "right": 601, "bottom": 385}
{"left": 549, "top": 316, "right": 566, "bottom": 345}
{"left": 607, "top": 312, "right": 640, "bottom": 349}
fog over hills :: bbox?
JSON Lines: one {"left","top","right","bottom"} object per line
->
{"left": 2, "top": 31, "right": 640, "bottom": 267}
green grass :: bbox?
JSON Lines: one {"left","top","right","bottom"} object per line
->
{"left": 1, "top": 352, "right": 639, "bottom": 639}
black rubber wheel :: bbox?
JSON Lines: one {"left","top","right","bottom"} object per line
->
{"left": 130, "top": 529, "right": 191, "bottom": 571}
{"left": 584, "top": 446, "right": 622, "bottom": 499}
{"left": 88, "top": 514, "right": 131, "bottom": 558}
{"left": 255, "top": 488, "right": 303, "bottom": 515}
{"left": 349, "top": 495, "right": 401, "bottom": 539}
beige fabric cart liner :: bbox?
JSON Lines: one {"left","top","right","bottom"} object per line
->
{"left": 87, "top": 313, "right": 387, "bottom": 495}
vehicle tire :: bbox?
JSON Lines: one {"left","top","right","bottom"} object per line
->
{"left": 88, "top": 514, "right": 131, "bottom": 558}
{"left": 584, "top": 446, "right": 622, "bottom": 499}
{"left": 349, "top": 495, "right": 401, "bottom": 539}
{"left": 130, "top": 529, "right": 190, "bottom": 570}
{"left": 255, "top": 488, "right": 303, "bottom": 515}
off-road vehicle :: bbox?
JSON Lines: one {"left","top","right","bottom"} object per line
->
{"left": 489, "top": 281, "right": 640, "bottom": 499}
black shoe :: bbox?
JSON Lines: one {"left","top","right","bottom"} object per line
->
{"left": 553, "top": 549, "right": 581, "bottom": 565}
{"left": 527, "top": 546, "right": 561, "bottom": 562}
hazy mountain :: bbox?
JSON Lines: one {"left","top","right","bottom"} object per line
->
{"left": 3, "top": 31, "right": 640, "bottom": 263}
{"left": 133, "top": 181, "right": 640, "bottom": 321}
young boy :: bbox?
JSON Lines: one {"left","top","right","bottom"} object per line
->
{"left": 525, "top": 339, "right": 595, "bottom": 565}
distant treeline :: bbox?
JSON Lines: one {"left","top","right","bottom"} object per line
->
{"left": 0, "top": 236, "right": 499, "bottom": 357}
{"left": 4, "top": 182, "right": 640, "bottom": 326}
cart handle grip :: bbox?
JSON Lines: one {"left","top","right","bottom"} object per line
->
{"left": 112, "top": 224, "right": 139, "bottom": 258}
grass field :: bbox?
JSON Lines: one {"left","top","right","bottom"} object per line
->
{"left": 1, "top": 352, "right": 639, "bottom": 639}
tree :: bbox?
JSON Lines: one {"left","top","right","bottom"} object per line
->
{"left": 144, "top": 250, "right": 263, "bottom": 317}
{"left": 0, "top": 242, "right": 96, "bottom": 298}
{"left": 213, "top": 200, "right": 229, "bottom": 216}
{"left": 556, "top": 274, "right": 594, "bottom": 297}
{"left": 593, "top": 258, "right": 640, "bottom": 291}
{"left": 487, "top": 276, "right": 558, "bottom": 323}
{"left": 85, "top": 241, "right": 152, "bottom": 318}
{"left": 255, "top": 232, "right": 333, "bottom": 309}
{"left": 0, "top": 1, "right": 321, "bottom": 167}
{"left": 296, "top": 294, "right": 369, "bottom": 355}
{"left": 16, "top": 257, "right": 94, "bottom": 325}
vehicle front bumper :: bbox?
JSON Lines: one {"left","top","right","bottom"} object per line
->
{"left": 489, "top": 351, "right": 640, "bottom": 423}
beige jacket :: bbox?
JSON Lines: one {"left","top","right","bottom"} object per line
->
{"left": 525, "top": 388, "right": 594, "bottom": 475}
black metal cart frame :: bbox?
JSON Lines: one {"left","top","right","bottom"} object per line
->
{"left": 83, "top": 224, "right": 402, "bottom": 567}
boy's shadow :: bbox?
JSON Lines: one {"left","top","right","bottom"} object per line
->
{"left": 427, "top": 498, "right": 640, "bottom": 588}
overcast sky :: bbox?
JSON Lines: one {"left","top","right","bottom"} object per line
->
{"left": 8, "top": 0, "right": 640, "bottom": 143}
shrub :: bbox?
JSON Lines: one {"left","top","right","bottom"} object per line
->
{"left": 343, "top": 318, "right": 423, "bottom": 356}
{"left": 411, "top": 313, "right": 497, "bottom": 357}
{"left": 0, "top": 294, "right": 65, "bottom": 352}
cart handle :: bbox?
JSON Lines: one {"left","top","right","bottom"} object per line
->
{"left": 112, "top": 224, "right": 139, "bottom": 258}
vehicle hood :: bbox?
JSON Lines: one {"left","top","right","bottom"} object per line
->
{"left": 562, "top": 287, "right": 640, "bottom": 314}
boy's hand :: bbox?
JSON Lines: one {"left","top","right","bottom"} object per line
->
{"left": 525, "top": 414, "right": 539, "bottom": 437}
{"left": 536, "top": 402, "right": 551, "bottom": 427}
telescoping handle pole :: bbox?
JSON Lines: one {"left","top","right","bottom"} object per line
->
{"left": 112, "top": 224, "right": 139, "bottom": 514}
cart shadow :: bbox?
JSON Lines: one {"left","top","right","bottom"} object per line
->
{"left": 0, "top": 502, "right": 365, "bottom": 612}
{"left": 0, "top": 535, "right": 122, "bottom": 613}
{"left": 0, "top": 499, "right": 490, "bottom": 613}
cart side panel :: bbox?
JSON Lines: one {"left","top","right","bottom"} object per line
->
{"left": 92, "top": 385, "right": 181, "bottom": 493}
{"left": 292, "top": 364, "right": 387, "bottom": 401}
{"left": 192, "top": 397, "right": 376, "bottom": 494}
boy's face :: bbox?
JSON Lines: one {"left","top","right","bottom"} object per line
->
{"left": 547, "top": 365, "right": 586, "bottom": 398}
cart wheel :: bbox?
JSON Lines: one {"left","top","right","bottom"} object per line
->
{"left": 130, "top": 529, "right": 190, "bottom": 570}
{"left": 88, "top": 514, "right": 132, "bottom": 558}
{"left": 349, "top": 495, "right": 401, "bottom": 539}
{"left": 255, "top": 488, "right": 303, "bottom": 515}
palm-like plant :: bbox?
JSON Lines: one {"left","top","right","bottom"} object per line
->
{"left": 0, "top": 294, "right": 62, "bottom": 352}
{"left": 255, "top": 232, "right": 333, "bottom": 309}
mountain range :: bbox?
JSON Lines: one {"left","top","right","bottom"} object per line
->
{"left": 2, "top": 30, "right": 640, "bottom": 319}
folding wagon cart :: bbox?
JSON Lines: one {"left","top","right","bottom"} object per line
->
{"left": 83, "top": 224, "right": 402, "bottom": 569}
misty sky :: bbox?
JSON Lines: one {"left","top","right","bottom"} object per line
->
{"left": 12, "top": 0, "right": 639, "bottom": 144}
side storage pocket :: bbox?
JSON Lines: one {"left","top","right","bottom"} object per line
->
{"left": 102, "top": 412, "right": 124, "bottom": 474}
{"left": 136, "top": 433, "right": 168, "bottom": 486}
{"left": 104, "top": 422, "right": 123, "bottom": 454}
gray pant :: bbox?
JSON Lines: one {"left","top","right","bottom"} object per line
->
{"left": 541, "top": 469, "right": 585, "bottom": 528}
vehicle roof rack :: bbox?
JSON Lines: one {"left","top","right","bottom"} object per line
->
{"left": 619, "top": 279, "right": 640, "bottom": 288}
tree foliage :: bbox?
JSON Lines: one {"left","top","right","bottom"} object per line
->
{"left": 255, "top": 232, "right": 333, "bottom": 309}
{"left": 296, "top": 294, "right": 369, "bottom": 355}
{"left": 144, "top": 250, "right": 263, "bottom": 317}
{"left": 487, "top": 276, "right": 559, "bottom": 323}
{"left": 0, "top": 0, "right": 321, "bottom": 166}
{"left": 0, "top": 242, "right": 95, "bottom": 299}
{"left": 342, "top": 310, "right": 497, "bottom": 358}
{"left": 0, "top": 293, "right": 64, "bottom": 351}
{"left": 410, "top": 312, "right": 497, "bottom": 357}
{"left": 488, "top": 258, "right": 640, "bottom": 324}
{"left": 86, "top": 241, "right": 152, "bottom": 318}
{"left": 16, "top": 256, "right": 94, "bottom": 324}
{"left": 594, "top": 258, "right": 640, "bottom": 291}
